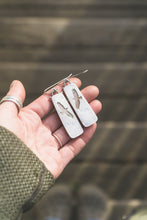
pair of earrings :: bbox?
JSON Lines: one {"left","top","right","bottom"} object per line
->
{"left": 49, "top": 79, "right": 98, "bottom": 139}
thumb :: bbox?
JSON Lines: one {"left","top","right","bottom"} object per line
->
{"left": 2, "top": 80, "right": 26, "bottom": 114}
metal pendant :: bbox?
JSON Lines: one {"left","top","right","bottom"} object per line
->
{"left": 63, "top": 82, "right": 98, "bottom": 127}
{"left": 51, "top": 90, "right": 84, "bottom": 138}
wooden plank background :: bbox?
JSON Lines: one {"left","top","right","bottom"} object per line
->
{"left": 0, "top": 0, "right": 147, "bottom": 18}
{"left": 0, "top": 0, "right": 146, "bottom": 219}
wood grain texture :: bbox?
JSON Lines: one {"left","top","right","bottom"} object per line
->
{"left": 0, "top": 0, "right": 147, "bottom": 18}
{"left": 76, "top": 122, "right": 147, "bottom": 161}
{"left": 0, "top": 18, "right": 147, "bottom": 46}
{"left": 0, "top": 9, "right": 147, "bottom": 18}
{"left": 0, "top": 47, "right": 147, "bottom": 63}
{"left": 0, "top": 0, "right": 147, "bottom": 5}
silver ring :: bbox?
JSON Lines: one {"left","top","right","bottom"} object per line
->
{"left": 0, "top": 95, "right": 23, "bottom": 111}
{"left": 53, "top": 134, "right": 63, "bottom": 148}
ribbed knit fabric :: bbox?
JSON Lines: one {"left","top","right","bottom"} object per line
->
{"left": 0, "top": 126, "right": 55, "bottom": 220}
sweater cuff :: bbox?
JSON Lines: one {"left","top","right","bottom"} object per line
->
{"left": 0, "top": 126, "right": 55, "bottom": 220}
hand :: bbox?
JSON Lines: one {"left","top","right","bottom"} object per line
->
{"left": 0, "top": 78, "right": 102, "bottom": 179}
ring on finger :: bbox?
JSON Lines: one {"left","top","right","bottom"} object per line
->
{"left": 52, "top": 133, "right": 63, "bottom": 149}
{"left": 0, "top": 95, "right": 23, "bottom": 112}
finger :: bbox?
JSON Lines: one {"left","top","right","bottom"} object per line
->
{"left": 82, "top": 85, "right": 99, "bottom": 102}
{"left": 52, "top": 126, "right": 70, "bottom": 149}
{"left": 0, "top": 80, "right": 26, "bottom": 115}
{"left": 90, "top": 99, "right": 102, "bottom": 114}
{"left": 43, "top": 85, "right": 100, "bottom": 133}
{"left": 26, "top": 77, "right": 81, "bottom": 119}
{"left": 59, "top": 123, "right": 97, "bottom": 171}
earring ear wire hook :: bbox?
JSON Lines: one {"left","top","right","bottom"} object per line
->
{"left": 43, "top": 69, "right": 88, "bottom": 94}
{"left": 43, "top": 73, "right": 72, "bottom": 93}
{"left": 72, "top": 69, "right": 88, "bottom": 77}
{"left": 63, "top": 79, "right": 71, "bottom": 87}
{"left": 51, "top": 88, "right": 59, "bottom": 96}
{"left": 48, "top": 88, "right": 59, "bottom": 98}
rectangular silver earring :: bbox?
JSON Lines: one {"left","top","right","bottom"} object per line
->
{"left": 51, "top": 89, "right": 84, "bottom": 139}
{"left": 63, "top": 82, "right": 98, "bottom": 127}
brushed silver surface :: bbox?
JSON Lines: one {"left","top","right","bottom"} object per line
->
{"left": 63, "top": 83, "right": 98, "bottom": 127}
{"left": 52, "top": 92, "right": 83, "bottom": 138}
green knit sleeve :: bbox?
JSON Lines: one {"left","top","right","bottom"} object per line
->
{"left": 0, "top": 126, "right": 55, "bottom": 220}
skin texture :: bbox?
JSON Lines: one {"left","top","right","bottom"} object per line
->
{"left": 0, "top": 78, "right": 102, "bottom": 179}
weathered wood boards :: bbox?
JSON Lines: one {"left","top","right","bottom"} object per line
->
{"left": 0, "top": 18, "right": 147, "bottom": 46}
{"left": 0, "top": 47, "right": 147, "bottom": 62}
{"left": 0, "top": 18, "right": 146, "bottom": 63}
{"left": 0, "top": 0, "right": 147, "bottom": 5}
{"left": 0, "top": 0, "right": 147, "bottom": 18}
{"left": 77, "top": 122, "right": 147, "bottom": 161}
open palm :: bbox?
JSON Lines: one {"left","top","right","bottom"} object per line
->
{"left": 0, "top": 78, "right": 102, "bottom": 179}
